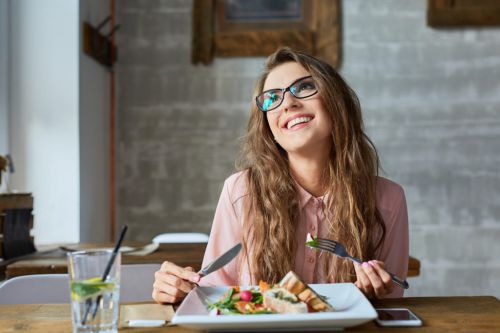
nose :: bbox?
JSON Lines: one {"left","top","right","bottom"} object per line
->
{"left": 280, "top": 90, "right": 300, "bottom": 112}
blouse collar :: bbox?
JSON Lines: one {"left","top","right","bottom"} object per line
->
{"left": 294, "top": 178, "right": 329, "bottom": 209}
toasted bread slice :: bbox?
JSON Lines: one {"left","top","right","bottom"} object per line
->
{"left": 263, "top": 287, "right": 308, "bottom": 314}
{"left": 278, "top": 271, "right": 334, "bottom": 312}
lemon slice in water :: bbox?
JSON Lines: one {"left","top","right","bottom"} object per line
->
{"left": 71, "top": 277, "right": 116, "bottom": 301}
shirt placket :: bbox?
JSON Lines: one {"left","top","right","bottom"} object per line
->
{"left": 305, "top": 198, "right": 323, "bottom": 283}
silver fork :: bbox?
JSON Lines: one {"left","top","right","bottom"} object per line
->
{"left": 307, "top": 237, "right": 409, "bottom": 289}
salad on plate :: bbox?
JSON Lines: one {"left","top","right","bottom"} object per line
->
{"left": 208, "top": 271, "right": 334, "bottom": 315}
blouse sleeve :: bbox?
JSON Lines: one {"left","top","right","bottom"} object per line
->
{"left": 199, "top": 176, "right": 243, "bottom": 287}
{"left": 377, "top": 184, "right": 409, "bottom": 298}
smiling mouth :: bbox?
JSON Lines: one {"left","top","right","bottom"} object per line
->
{"left": 286, "top": 116, "right": 313, "bottom": 130}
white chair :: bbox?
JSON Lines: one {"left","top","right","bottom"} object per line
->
{"left": 120, "top": 263, "right": 159, "bottom": 302}
{"left": 0, "top": 264, "right": 160, "bottom": 304}
{"left": 152, "top": 232, "right": 209, "bottom": 243}
{"left": 0, "top": 274, "right": 69, "bottom": 304}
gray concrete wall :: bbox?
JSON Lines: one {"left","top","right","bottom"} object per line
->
{"left": 117, "top": 0, "right": 500, "bottom": 297}
{"left": 341, "top": 1, "right": 500, "bottom": 298}
{"left": 117, "top": 0, "right": 257, "bottom": 240}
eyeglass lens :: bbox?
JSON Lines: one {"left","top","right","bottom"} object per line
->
{"left": 257, "top": 76, "right": 317, "bottom": 112}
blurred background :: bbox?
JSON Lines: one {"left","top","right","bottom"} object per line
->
{"left": 0, "top": 0, "right": 499, "bottom": 298}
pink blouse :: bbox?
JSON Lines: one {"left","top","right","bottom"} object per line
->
{"left": 199, "top": 170, "right": 409, "bottom": 298}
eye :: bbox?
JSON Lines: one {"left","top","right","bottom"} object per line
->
{"left": 262, "top": 91, "right": 280, "bottom": 110}
{"left": 266, "top": 92, "right": 279, "bottom": 102}
{"left": 291, "top": 78, "right": 317, "bottom": 98}
{"left": 297, "top": 80, "right": 315, "bottom": 92}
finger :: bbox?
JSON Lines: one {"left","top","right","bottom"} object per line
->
{"left": 370, "top": 260, "right": 386, "bottom": 270}
{"left": 184, "top": 266, "right": 201, "bottom": 283}
{"left": 153, "top": 276, "right": 191, "bottom": 296}
{"left": 160, "top": 261, "right": 201, "bottom": 283}
{"left": 362, "top": 262, "right": 387, "bottom": 298}
{"left": 152, "top": 287, "right": 183, "bottom": 304}
{"left": 153, "top": 278, "right": 190, "bottom": 300}
{"left": 354, "top": 262, "right": 372, "bottom": 289}
{"left": 152, "top": 277, "right": 184, "bottom": 305}
{"left": 155, "top": 270, "right": 195, "bottom": 294}
{"left": 354, "top": 262, "right": 374, "bottom": 297}
{"left": 368, "top": 261, "right": 394, "bottom": 294}
{"left": 154, "top": 269, "right": 172, "bottom": 285}
{"left": 152, "top": 287, "right": 175, "bottom": 304}
{"left": 152, "top": 288, "right": 170, "bottom": 304}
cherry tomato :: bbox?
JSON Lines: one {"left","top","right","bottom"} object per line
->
{"left": 239, "top": 290, "right": 253, "bottom": 302}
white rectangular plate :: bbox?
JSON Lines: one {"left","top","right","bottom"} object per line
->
{"left": 172, "top": 283, "right": 377, "bottom": 331}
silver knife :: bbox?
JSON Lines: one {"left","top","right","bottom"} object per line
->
{"left": 198, "top": 243, "right": 242, "bottom": 277}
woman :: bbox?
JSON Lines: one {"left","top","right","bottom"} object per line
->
{"left": 152, "top": 47, "right": 408, "bottom": 303}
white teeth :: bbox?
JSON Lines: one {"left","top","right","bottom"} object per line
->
{"left": 287, "top": 117, "right": 312, "bottom": 129}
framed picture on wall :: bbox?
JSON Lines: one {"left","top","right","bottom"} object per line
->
{"left": 217, "top": 0, "right": 310, "bottom": 31}
{"left": 192, "top": 0, "right": 341, "bottom": 68}
{"left": 427, "top": 0, "right": 500, "bottom": 26}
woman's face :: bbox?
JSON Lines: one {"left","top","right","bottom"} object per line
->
{"left": 264, "top": 62, "right": 332, "bottom": 157}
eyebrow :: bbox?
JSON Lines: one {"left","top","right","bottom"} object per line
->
{"left": 262, "top": 75, "right": 312, "bottom": 94}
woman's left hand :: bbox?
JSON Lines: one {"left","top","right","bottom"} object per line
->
{"left": 354, "top": 260, "right": 394, "bottom": 299}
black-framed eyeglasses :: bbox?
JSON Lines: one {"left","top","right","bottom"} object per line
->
{"left": 255, "top": 76, "right": 318, "bottom": 112}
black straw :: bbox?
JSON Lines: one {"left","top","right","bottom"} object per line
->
{"left": 82, "top": 225, "right": 128, "bottom": 325}
{"left": 101, "top": 225, "right": 128, "bottom": 281}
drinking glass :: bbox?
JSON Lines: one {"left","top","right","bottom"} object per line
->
{"left": 67, "top": 250, "right": 121, "bottom": 333}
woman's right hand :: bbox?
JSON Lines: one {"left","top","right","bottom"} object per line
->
{"left": 152, "top": 261, "right": 201, "bottom": 304}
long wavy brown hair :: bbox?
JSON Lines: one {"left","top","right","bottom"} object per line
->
{"left": 236, "top": 47, "right": 386, "bottom": 284}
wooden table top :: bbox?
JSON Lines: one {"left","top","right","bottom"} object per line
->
{"left": 3, "top": 242, "right": 420, "bottom": 279}
{"left": 4, "top": 242, "right": 207, "bottom": 279}
{"left": 0, "top": 296, "right": 498, "bottom": 332}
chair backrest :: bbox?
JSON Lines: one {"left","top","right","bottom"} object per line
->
{"left": 0, "top": 264, "right": 160, "bottom": 304}
{"left": 0, "top": 274, "right": 69, "bottom": 304}
{"left": 152, "top": 232, "right": 209, "bottom": 243}
{"left": 120, "top": 263, "right": 159, "bottom": 302}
